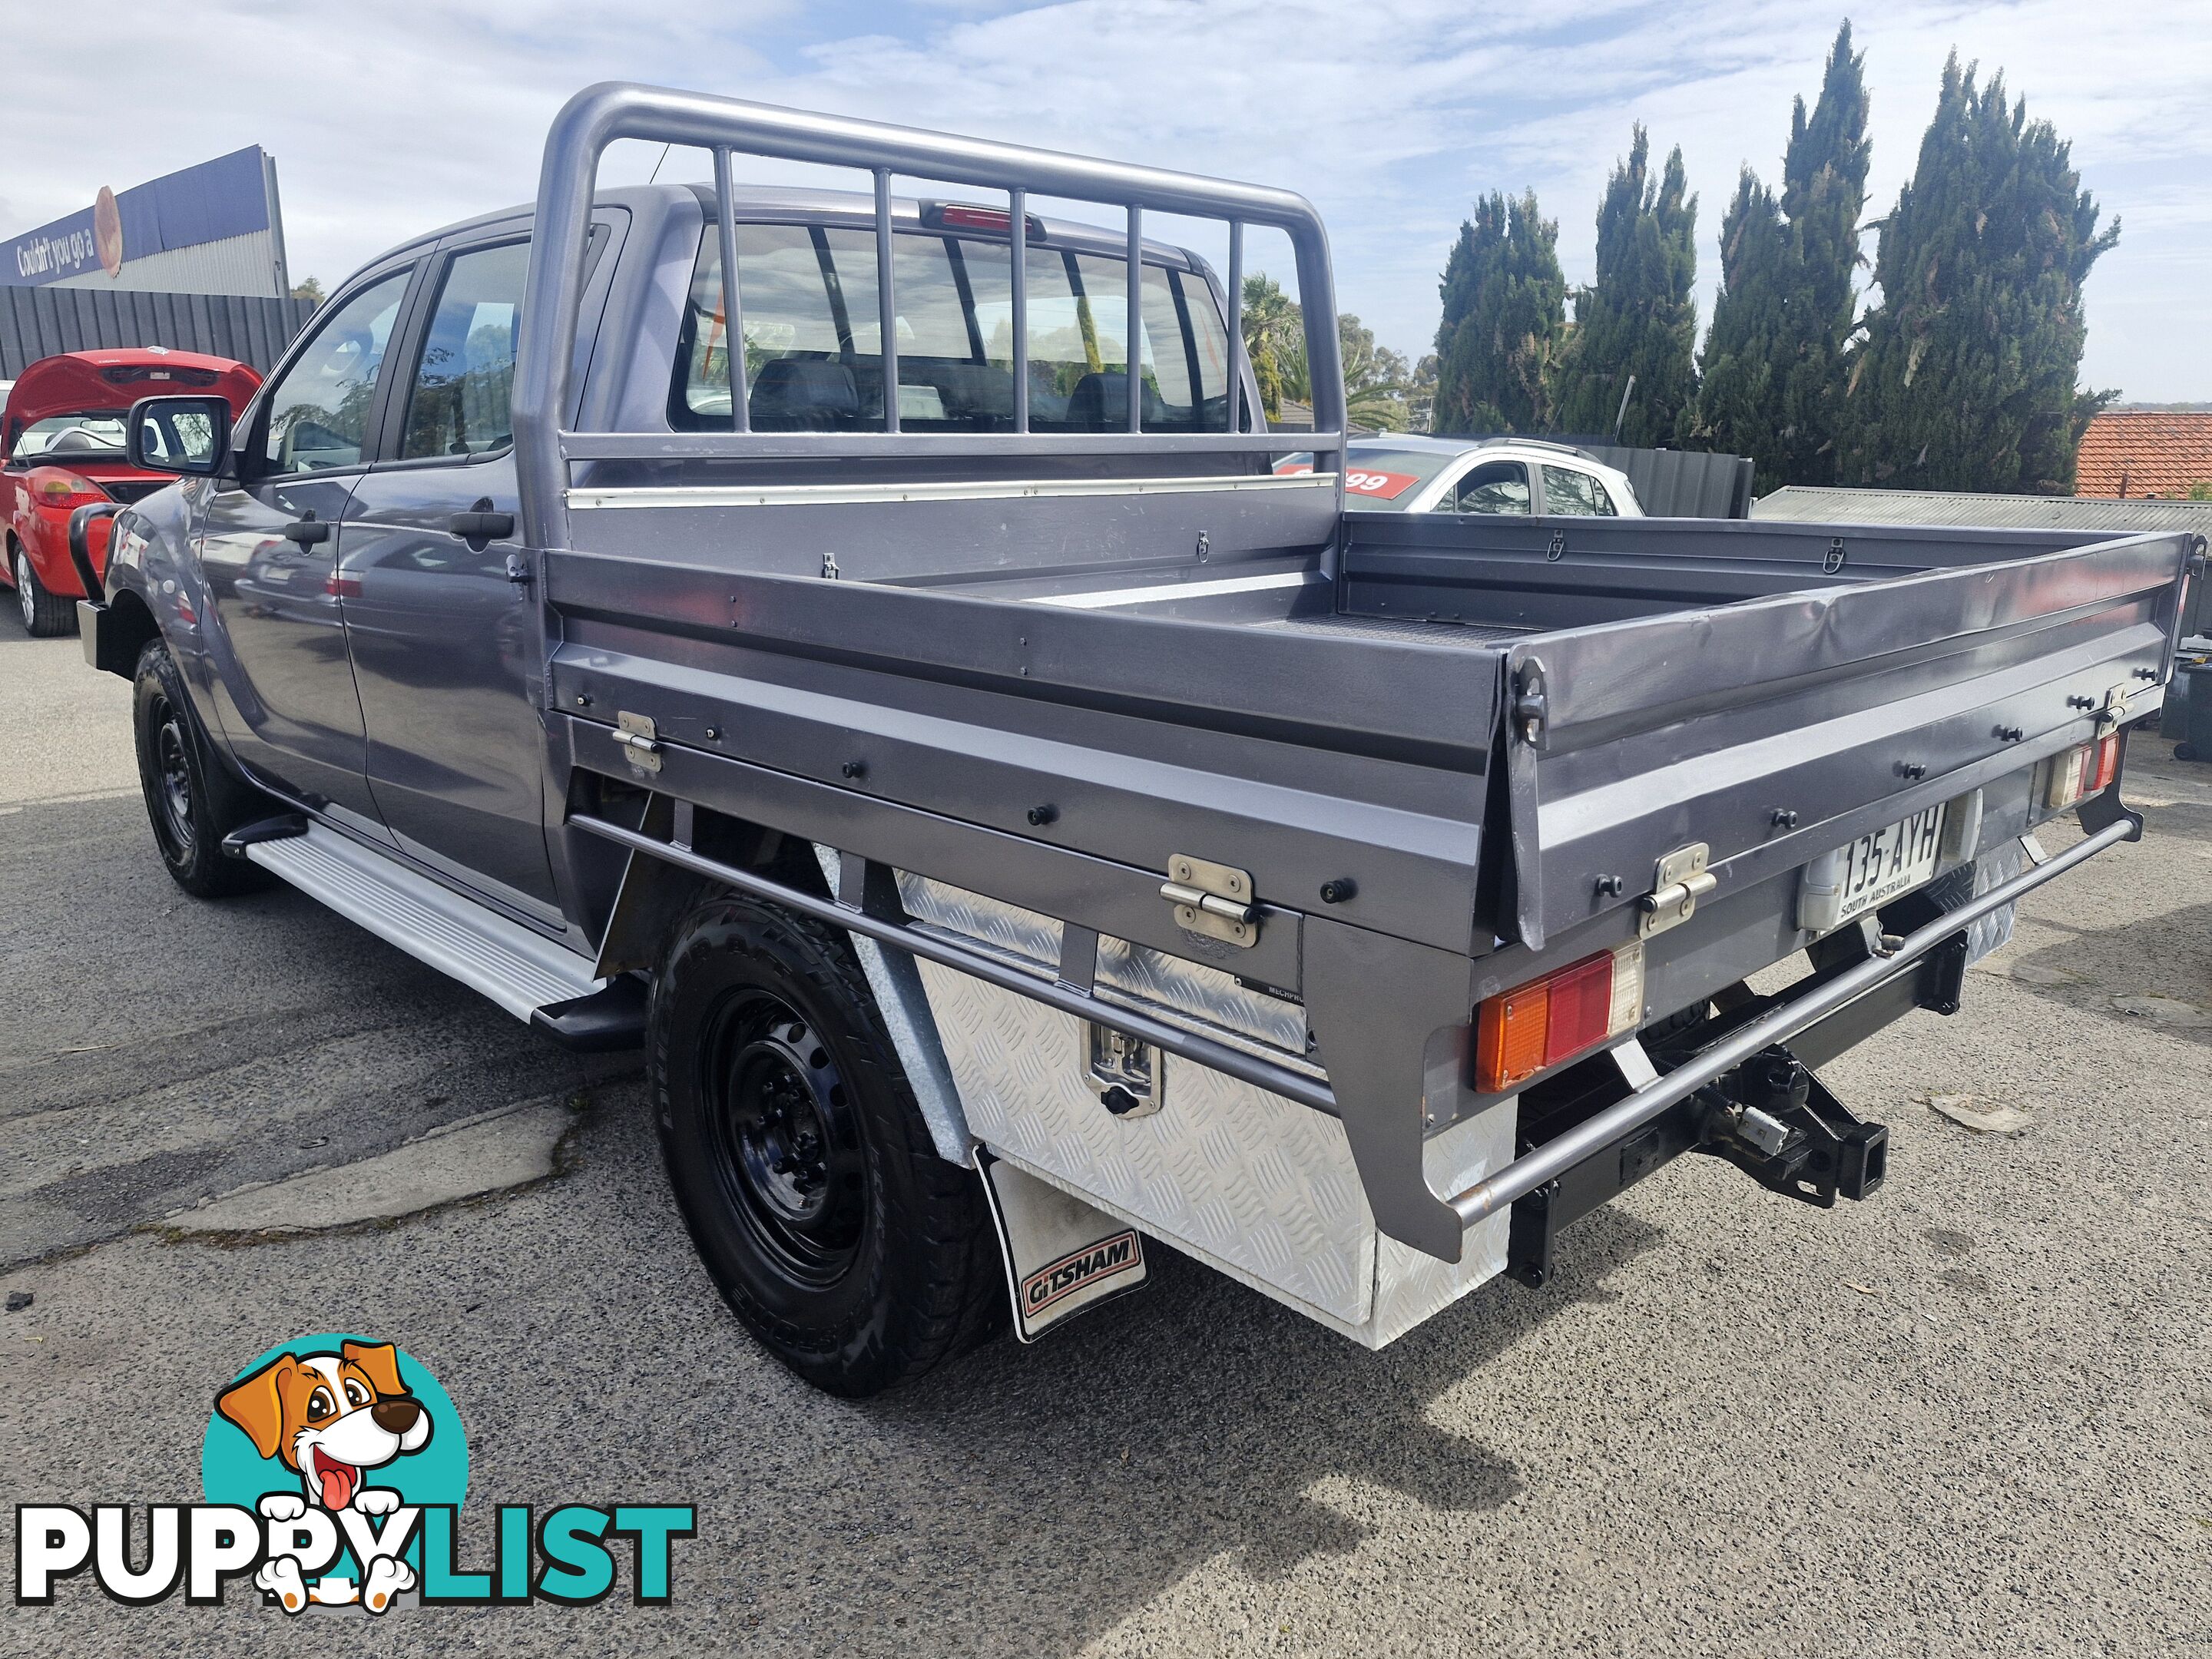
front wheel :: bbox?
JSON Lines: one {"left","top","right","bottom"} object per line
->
{"left": 133, "top": 638, "right": 270, "bottom": 897}
{"left": 13, "top": 547, "right": 75, "bottom": 637}
{"left": 651, "top": 892, "right": 1002, "bottom": 1396}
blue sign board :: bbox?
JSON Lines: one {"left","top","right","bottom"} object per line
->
{"left": 3, "top": 147, "right": 273, "bottom": 286}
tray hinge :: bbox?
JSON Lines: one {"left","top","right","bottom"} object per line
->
{"left": 1638, "top": 841, "right": 1717, "bottom": 938}
{"left": 611, "top": 710, "right": 662, "bottom": 773}
{"left": 1159, "top": 853, "right": 1257, "bottom": 949}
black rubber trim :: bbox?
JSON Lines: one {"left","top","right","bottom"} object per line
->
{"left": 531, "top": 974, "right": 650, "bottom": 1051}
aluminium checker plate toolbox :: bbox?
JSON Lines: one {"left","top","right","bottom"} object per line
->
{"left": 895, "top": 872, "right": 1517, "bottom": 1347}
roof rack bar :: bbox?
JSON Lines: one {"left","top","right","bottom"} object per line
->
{"left": 1126, "top": 205, "right": 1144, "bottom": 433}
{"left": 558, "top": 429, "right": 1333, "bottom": 461}
{"left": 1010, "top": 186, "right": 1028, "bottom": 434}
{"left": 874, "top": 167, "right": 899, "bottom": 433}
{"left": 518, "top": 81, "right": 1346, "bottom": 548}
{"left": 710, "top": 147, "right": 749, "bottom": 434}
{"left": 1226, "top": 220, "right": 1243, "bottom": 432}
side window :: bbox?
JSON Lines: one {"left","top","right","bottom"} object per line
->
{"left": 1447, "top": 460, "right": 1531, "bottom": 515}
{"left": 401, "top": 241, "right": 530, "bottom": 459}
{"left": 260, "top": 270, "right": 411, "bottom": 475}
{"left": 1543, "top": 466, "right": 1618, "bottom": 516}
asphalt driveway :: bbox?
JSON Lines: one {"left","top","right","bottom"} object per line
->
{"left": 2, "top": 620, "right": 2207, "bottom": 1656}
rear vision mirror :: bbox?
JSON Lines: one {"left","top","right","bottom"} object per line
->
{"left": 124, "top": 394, "right": 233, "bottom": 477}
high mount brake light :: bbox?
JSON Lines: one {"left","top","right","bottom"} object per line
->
{"left": 1475, "top": 940, "right": 1644, "bottom": 1095}
{"left": 920, "top": 201, "right": 1047, "bottom": 240}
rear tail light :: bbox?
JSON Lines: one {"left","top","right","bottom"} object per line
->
{"left": 2044, "top": 733, "right": 2120, "bottom": 810}
{"left": 2088, "top": 732, "right": 2120, "bottom": 793}
{"left": 1475, "top": 940, "right": 1644, "bottom": 1095}
{"left": 33, "top": 472, "right": 108, "bottom": 507}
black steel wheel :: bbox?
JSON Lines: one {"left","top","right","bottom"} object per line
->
{"left": 151, "top": 703, "right": 198, "bottom": 861}
{"left": 652, "top": 891, "right": 1003, "bottom": 1396}
{"left": 704, "top": 998, "right": 867, "bottom": 1289}
{"left": 131, "top": 638, "right": 269, "bottom": 898}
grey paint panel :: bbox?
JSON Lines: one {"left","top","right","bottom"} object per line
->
{"left": 564, "top": 474, "right": 1339, "bottom": 583}
{"left": 563, "top": 715, "right": 1313, "bottom": 990}
{"left": 546, "top": 553, "right": 1503, "bottom": 765}
{"left": 1498, "top": 531, "right": 2189, "bottom": 947}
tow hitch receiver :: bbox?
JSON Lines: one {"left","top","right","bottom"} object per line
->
{"left": 1506, "top": 1041, "right": 1886, "bottom": 1289}
{"left": 1695, "top": 1048, "right": 1887, "bottom": 1208}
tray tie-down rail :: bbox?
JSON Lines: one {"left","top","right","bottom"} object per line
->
{"left": 573, "top": 795, "right": 2137, "bottom": 1265}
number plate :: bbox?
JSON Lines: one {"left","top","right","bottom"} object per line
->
{"left": 1799, "top": 803, "right": 1947, "bottom": 933}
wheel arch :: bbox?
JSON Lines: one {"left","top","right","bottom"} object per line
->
{"left": 594, "top": 791, "right": 973, "bottom": 1166}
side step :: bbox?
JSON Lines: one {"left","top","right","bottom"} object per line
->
{"left": 243, "top": 823, "right": 606, "bottom": 1024}
{"left": 531, "top": 978, "right": 649, "bottom": 1052}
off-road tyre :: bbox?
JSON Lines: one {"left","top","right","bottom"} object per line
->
{"left": 132, "top": 637, "right": 270, "bottom": 897}
{"left": 651, "top": 892, "right": 1004, "bottom": 1396}
{"left": 13, "top": 545, "right": 75, "bottom": 637}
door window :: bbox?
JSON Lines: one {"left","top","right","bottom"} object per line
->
{"left": 401, "top": 241, "right": 530, "bottom": 459}
{"left": 1542, "top": 466, "right": 1618, "bottom": 516}
{"left": 1447, "top": 460, "right": 1532, "bottom": 515}
{"left": 260, "top": 270, "right": 410, "bottom": 475}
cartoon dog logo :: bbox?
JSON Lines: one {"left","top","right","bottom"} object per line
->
{"left": 216, "top": 1339, "right": 432, "bottom": 1612}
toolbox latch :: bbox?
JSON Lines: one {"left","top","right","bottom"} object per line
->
{"left": 1160, "top": 853, "right": 1258, "bottom": 949}
{"left": 1638, "top": 842, "right": 1717, "bottom": 938}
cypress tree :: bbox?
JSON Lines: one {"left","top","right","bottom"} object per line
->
{"left": 1778, "top": 20, "right": 1870, "bottom": 482}
{"left": 1692, "top": 21, "right": 1869, "bottom": 491}
{"left": 1432, "top": 190, "right": 1565, "bottom": 433}
{"left": 1552, "top": 126, "right": 1699, "bottom": 445}
{"left": 1840, "top": 55, "right": 2118, "bottom": 492}
{"left": 1693, "top": 170, "right": 1790, "bottom": 483}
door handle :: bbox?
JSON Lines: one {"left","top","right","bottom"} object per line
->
{"left": 281, "top": 513, "right": 332, "bottom": 548}
{"left": 449, "top": 498, "right": 515, "bottom": 550}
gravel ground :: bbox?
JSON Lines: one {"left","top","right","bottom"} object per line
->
{"left": 2, "top": 619, "right": 2207, "bottom": 1657}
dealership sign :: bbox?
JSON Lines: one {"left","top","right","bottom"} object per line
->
{"left": 2, "top": 147, "right": 276, "bottom": 287}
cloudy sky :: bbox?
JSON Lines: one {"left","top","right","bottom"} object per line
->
{"left": 6, "top": 1, "right": 2208, "bottom": 399}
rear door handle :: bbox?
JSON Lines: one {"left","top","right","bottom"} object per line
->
{"left": 449, "top": 499, "right": 515, "bottom": 549}
{"left": 280, "top": 515, "right": 331, "bottom": 548}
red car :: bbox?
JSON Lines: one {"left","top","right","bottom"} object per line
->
{"left": 2, "top": 348, "right": 260, "bottom": 635}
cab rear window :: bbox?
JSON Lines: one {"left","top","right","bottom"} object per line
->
{"left": 671, "top": 220, "right": 1232, "bottom": 435}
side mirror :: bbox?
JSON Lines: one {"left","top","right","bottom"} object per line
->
{"left": 124, "top": 395, "right": 233, "bottom": 477}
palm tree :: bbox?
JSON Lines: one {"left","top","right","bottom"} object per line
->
{"left": 1240, "top": 274, "right": 1307, "bottom": 419}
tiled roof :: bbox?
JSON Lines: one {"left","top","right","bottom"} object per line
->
{"left": 2076, "top": 411, "right": 2212, "bottom": 499}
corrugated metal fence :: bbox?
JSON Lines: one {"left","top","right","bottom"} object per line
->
{"left": 1432, "top": 433, "right": 1755, "bottom": 518}
{"left": 1757, "top": 484, "right": 2212, "bottom": 640}
{"left": 0, "top": 287, "right": 318, "bottom": 379}
{"left": 1572, "top": 443, "right": 1755, "bottom": 518}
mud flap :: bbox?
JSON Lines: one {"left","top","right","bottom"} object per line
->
{"left": 977, "top": 1154, "right": 1146, "bottom": 1342}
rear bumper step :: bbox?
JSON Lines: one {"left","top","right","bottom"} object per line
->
{"left": 243, "top": 823, "right": 604, "bottom": 1022}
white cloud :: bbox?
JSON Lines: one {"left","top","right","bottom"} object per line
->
{"left": 6, "top": 0, "right": 2207, "bottom": 396}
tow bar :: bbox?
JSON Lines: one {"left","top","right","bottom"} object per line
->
{"left": 1504, "top": 1036, "right": 1889, "bottom": 1291}
{"left": 1694, "top": 1048, "right": 1888, "bottom": 1209}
